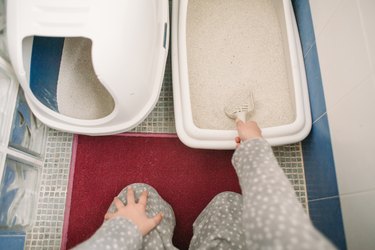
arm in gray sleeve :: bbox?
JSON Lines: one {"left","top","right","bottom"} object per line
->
{"left": 232, "top": 138, "right": 336, "bottom": 250}
{"left": 73, "top": 217, "right": 142, "bottom": 250}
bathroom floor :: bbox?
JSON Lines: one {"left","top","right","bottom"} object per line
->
{"left": 24, "top": 53, "right": 308, "bottom": 249}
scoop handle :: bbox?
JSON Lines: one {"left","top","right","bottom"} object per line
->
{"left": 237, "top": 111, "right": 247, "bottom": 122}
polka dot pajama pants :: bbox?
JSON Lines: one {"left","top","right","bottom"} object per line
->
{"left": 74, "top": 139, "right": 336, "bottom": 250}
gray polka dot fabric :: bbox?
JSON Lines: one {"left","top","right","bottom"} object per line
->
{"left": 74, "top": 139, "right": 336, "bottom": 250}
{"left": 74, "top": 183, "right": 177, "bottom": 250}
{"left": 189, "top": 191, "right": 246, "bottom": 249}
{"left": 232, "top": 139, "right": 336, "bottom": 250}
{"left": 73, "top": 217, "right": 142, "bottom": 249}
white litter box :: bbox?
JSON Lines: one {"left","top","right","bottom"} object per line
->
{"left": 6, "top": 0, "right": 169, "bottom": 135}
{"left": 172, "top": 0, "right": 312, "bottom": 149}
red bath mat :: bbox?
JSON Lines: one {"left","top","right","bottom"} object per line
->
{"left": 63, "top": 135, "right": 241, "bottom": 250}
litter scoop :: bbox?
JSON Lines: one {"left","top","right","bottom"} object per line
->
{"left": 224, "top": 91, "right": 255, "bottom": 122}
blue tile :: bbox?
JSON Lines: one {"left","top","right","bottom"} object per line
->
{"left": 302, "top": 115, "right": 339, "bottom": 200}
{"left": 30, "top": 36, "right": 64, "bottom": 112}
{"left": 304, "top": 44, "right": 327, "bottom": 121}
{"left": 0, "top": 230, "right": 25, "bottom": 236}
{"left": 0, "top": 232, "right": 25, "bottom": 250}
{"left": 292, "top": 0, "right": 316, "bottom": 57}
{"left": 309, "top": 197, "right": 347, "bottom": 250}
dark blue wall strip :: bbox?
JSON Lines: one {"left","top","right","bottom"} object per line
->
{"left": 303, "top": 45, "right": 327, "bottom": 121}
{"left": 309, "top": 198, "right": 346, "bottom": 249}
{"left": 302, "top": 115, "right": 339, "bottom": 200}
{"left": 292, "top": 0, "right": 327, "bottom": 122}
{"left": 292, "top": 0, "right": 347, "bottom": 249}
{"left": 292, "top": 0, "right": 316, "bottom": 57}
{"left": 30, "top": 36, "right": 64, "bottom": 112}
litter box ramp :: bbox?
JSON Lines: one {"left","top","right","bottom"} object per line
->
{"left": 171, "top": 0, "right": 312, "bottom": 149}
{"left": 6, "top": 0, "right": 169, "bottom": 135}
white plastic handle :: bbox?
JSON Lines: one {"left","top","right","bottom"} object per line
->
{"left": 237, "top": 111, "right": 247, "bottom": 122}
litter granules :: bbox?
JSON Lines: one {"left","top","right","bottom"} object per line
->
{"left": 57, "top": 37, "right": 114, "bottom": 120}
{"left": 187, "top": 0, "right": 295, "bottom": 129}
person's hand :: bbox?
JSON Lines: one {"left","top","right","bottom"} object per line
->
{"left": 104, "top": 186, "right": 163, "bottom": 236}
{"left": 235, "top": 119, "right": 263, "bottom": 147}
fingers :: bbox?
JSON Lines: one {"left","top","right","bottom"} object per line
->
{"left": 235, "top": 136, "right": 241, "bottom": 148}
{"left": 127, "top": 186, "right": 136, "bottom": 204}
{"left": 235, "top": 118, "right": 244, "bottom": 128}
{"left": 114, "top": 197, "right": 125, "bottom": 210}
{"left": 104, "top": 212, "right": 114, "bottom": 221}
{"left": 116, "top": 187, "right": 148, "bottom": 211}
{"left": 139, "top": 212, "right": 163, "bottom": 236}
{"left": 235, "top": 136, "right": 241, "bottom": 144}
{"left": 235, "top": 119, "right": 248, "bottom": 134}
{"left": 234, "top": 120, "right": 262, "bottom": 142}
{"left": 236, "top": 119, "right": 256, "bottom": 129}
{"left": 154, "top": 213, "right": 163, "bottom": 225}
{"left": 150, "top": 213, "right": 163, "bottom": 228}
{"left": 138, "top": 191, "right": 148, "bottom": 208}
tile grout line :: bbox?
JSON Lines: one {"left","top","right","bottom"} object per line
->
{"left": 312, "top": 112, "right": 327, "bottom": 124}
{"left": 309, "top": 195, "right": 339, "bottom": 202}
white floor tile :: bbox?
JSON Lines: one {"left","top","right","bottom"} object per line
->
{"left": 309, "top": 0, "right": 342, "bottom": 37}
{"left": 328, "top": 75, "right": 375, "bottom": 194}
{"left": 340, "top": 190, "right": 375, "bottom": 250}
{"left": 316, "top": 0, "right": 372, "bottom": 111}
{"left": 357, "top": 0, "right": 375, "bottom": 73}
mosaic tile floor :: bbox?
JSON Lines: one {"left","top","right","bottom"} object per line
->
{"left": 273, "top": 143, "right": 308, "bottom": 210}
{"left": 130, "top": 53, "right": 176, "bottom": 134}
{"left": 25, "top": 130, "right": 73, "bottom": 250}
{"left": 24, "top": 32, "right": 308, "bottom": 250}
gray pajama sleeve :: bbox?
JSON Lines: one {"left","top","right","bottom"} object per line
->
{"left": 232, "top": 138, "right": 337, "bottom": 250}
{"left": 73, "top": 217, "right": 142, "bottom": 250}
